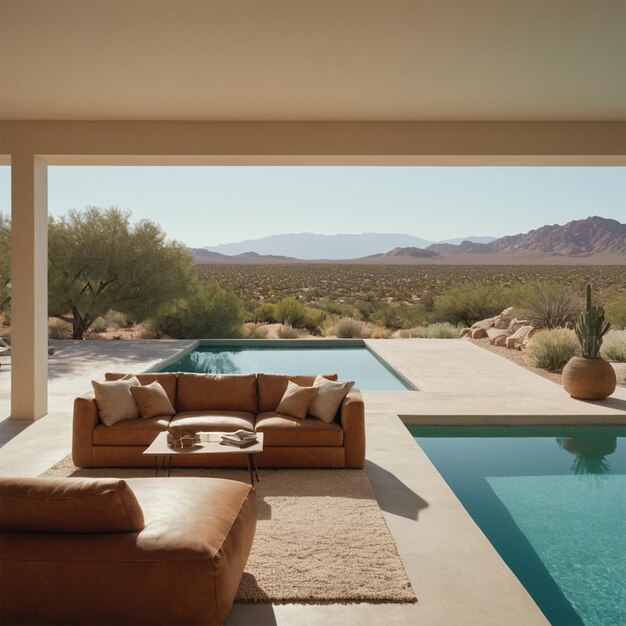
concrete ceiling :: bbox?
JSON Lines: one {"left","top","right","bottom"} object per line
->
{"left": 1, "top": 0, "right": 624, "bottom": 122}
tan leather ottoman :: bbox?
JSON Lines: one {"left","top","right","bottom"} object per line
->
{"left": 0, "top": 476, "right": 257, "bottom": 626}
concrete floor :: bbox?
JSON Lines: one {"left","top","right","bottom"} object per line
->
{"left": 1, "top": 338, "right": 625, "bottom": 625}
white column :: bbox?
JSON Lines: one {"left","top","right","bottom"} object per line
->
{"left": 10, "top": 154, "right": 48, "bottom": 420}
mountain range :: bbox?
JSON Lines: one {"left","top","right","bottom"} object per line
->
{"left": 204, "top": 232, "right": 494, "bottom": 260}
{"left": 190, "top": 217, "right": 625, "bottom": 265}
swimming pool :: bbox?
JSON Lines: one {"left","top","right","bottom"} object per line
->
{"left": 409, "top": 425, "right": 626, "bottom": 626}
{"left": 156, "top": 341, "right": 412, "bottom": 391}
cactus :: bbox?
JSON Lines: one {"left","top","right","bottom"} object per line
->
{"left": 575, "top": 283, "right": 611, "bottom": 358}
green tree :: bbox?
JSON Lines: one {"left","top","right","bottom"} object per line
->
{"left": 148, "top": 282, "right": 244, "bottom": 338}
{"left": 0, "top": 214, "right": 9, "bottom": 314}
{"left": 433, "top": 285, "right": 507, "bottom": 326}
{"left": 48, "top": 207, "right": 195, "bottom": 339}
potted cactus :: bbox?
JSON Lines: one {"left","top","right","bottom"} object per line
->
{"left": 562, "top": 283, "right": 616, "bottom": 400}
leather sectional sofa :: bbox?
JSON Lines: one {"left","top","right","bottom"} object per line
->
{"left": 0, "top": 475, "right": 256, "bottom": 625}
{"left": 73, "top": 372, "right": 366, "bottom": 469}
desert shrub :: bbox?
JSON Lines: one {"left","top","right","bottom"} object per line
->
{"left": 527, "top": 328, "right": 580, "bottom": 372}
{"left": 370, "top": 304, "right": 403, "bottom": 330}
{"left": 398, "top": 323, "right": 459, "bottom": 339}
{"left": 421, "top": 322, "right": 460, "bottom": 338}
{"left": 89, "top": 317, "right": 109, "bottom": 333}
{"left": 334, "top": 317, "right": 370, "bottom": 339}
{"left": 103, "top": 309, "right": 131, "bottom": 329}
{"left": 302, "top": 308, "right": 326, "bottom": 336}
{"left": 605, "top": 293, "right": 626, "bottom": 329}
{"left": 318, "top": 302, "right": 358, "bottom": 318}
{"left": 252, "top": 303, "right": 278, "bottom": 324}
{"left": 137, "top": 322, "right": 162, "bottom": 339}
{"left": 433, "top": 285, "right": 507, "bottom": 326}
{"left": 243, "top": 324, "right": 268, "bottom": 339}
{"left": 48, "top": 319, "right": 72, "bottom": 339}
{"left": 277, "top": 325, "right": 299, "bottom": 339}
{"left": 601, "top": 330, "right": 626, "bottom": 362}
{"left": 149, "top": 282, "right": 244, "bottom": 339}
{"left": 276, "top": 297, "right": 308, "bottom": 327}
{"left": 370, "top": 326, "right": 392, "bottom": 339}
{"left": 513, "top": 282, "right": 582, "bottom": 329}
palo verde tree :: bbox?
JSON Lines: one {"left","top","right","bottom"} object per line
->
{"left": 0, "top": 213, "right": 10, "bottom": 315}
{"left": 48, "top": 207, "right": 195, "bottom": 339}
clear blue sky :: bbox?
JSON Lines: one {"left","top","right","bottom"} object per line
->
{"left": 0, "top": 166, "right": 624, "bottom": 247}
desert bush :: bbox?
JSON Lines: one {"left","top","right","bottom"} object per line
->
{"left": 433, "top": 285, "right": 507, "bottom": 326}
{"left": 600, "top": 330, "right": 626, "bottom": 362}
{"left": 244, "top": 324, "right": 268, "bottom": 339}
{"left": 302, "top": 308, "right": 326, "bottom": 336}
{"left": 252, "top": 303, "right": 278, "bottom": 324}
{"left": 527, "top": 328, "right": 580, "bottom": 372}
{"left": 148, "top": 282, "right": 244, "bottom": 339}
{"left": 89, "top": 317, "right": 109, "bottom": 333}
{"left": 334, "top": 317, "right": 370, "bottom": 339}
{"left": 48, "top": 319, "right": 72, "bottom": 339}
{"left": 277, "top": 325, "right": 299, "bottom": 339}
{"left": 103, "top": 309, "right": 131, "bottom": 329}
{"left": 276, "top": 297, "right": 308, "bottom": 327}
{"left": 398, "top": 323, "right": 459, "bottom": 338}
{"left": 605, "top": 293, "right": 626, "bottom": 329}
{"left": 422, "top": 322, "right": 460, "bottom": 338}
{"left": 370, "top": 326, "right": 393, "bottom": 339}
{"left": 513, "top": 282, "right": 582, "bottom": 329}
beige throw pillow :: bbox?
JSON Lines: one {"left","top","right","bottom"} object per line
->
{"left": 309, "top": 376, "right": 355, "bottom": 423}
{"left": 130, "top": 381, "right": 176, "bottom": 419}
{"left": 276, "top": 381, "right": 318, "bottom": 420}
{"left": 92, "top": 377, "right": 141, "bottom": 426}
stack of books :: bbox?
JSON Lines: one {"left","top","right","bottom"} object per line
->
{"left": 220, "top": 430, "right": 258, "bottom": 448}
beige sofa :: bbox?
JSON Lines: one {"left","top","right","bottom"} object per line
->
{"left": 73, "top": 372, "right": 366, "bottom": 469}
{"left": 0, "top": 475, "right": 256, "bottom": 625}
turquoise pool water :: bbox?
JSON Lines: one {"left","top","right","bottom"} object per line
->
{"left": 159, "top": 345, "right": 411, "bottom": 391}
{"left": 409, "top": 425, "right": 626, "bottom": 626}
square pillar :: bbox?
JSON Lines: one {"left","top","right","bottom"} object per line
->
{"left": 10, "top": 154, "right": 48, "bottom": 420}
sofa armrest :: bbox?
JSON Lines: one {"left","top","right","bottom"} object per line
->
{"left": 340, "top": 390, "right": 366, "bottom": 469}
{"left": 72, "top": 395, "right": 100, "bottom": 468}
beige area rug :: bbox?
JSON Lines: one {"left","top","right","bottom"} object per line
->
{"left": 43, "top": 458, "right": 416, "bottom": 604}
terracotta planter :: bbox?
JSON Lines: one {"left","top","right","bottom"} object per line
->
{"left": 562, "top": 356, "right": 616, "bottom": 400}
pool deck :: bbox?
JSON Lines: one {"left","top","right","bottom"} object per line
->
{"left": 1, "top": 338, "right": 624, "bottom": 625}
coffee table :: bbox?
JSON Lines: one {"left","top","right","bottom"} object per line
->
{"left": 143, "top": 431, "right": 264, "bottom": 485}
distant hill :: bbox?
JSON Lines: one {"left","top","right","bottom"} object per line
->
{"left": 204, "top": 232, "right": 494, "bottom": 260}
{"left": 188, "top": 248, "right": 297, "bottom": 263}
{"left": 426, "top": 217, "right": 625, "bottom": 258}
{"left": 368, "top": 247, "right": 440, "bottom": 259}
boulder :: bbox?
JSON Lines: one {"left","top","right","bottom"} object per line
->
{"left": 506, "top": 325, "right": 535, "bottom": 350}
{"left": 508, "top": 318, "right": 533, "bottom": 333}
{"left": 470, "top": 316, "right": 498, "bottom": 331}
{"left": 470, "top": 328, "right": 488, "bottom": 339}
{"left": 494, "top": 307, "right": 514, "bottom": 329}
{"left": 492, "top": 334, "right": 508, "bottom": 347}
{"left": 459, "top": 328, "right": 471, "bottom": 338}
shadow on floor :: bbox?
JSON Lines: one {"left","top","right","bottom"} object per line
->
{"left": 0, "top": 417, "right": 35, "bottom": 448}
{"left": 227, "top": 599, "right": 277, "bottom": 625}
{"left": 365, "top": 460, "right": 429, "bottom": 521}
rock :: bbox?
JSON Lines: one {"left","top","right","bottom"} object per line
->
{"left": 494, "top": 307, "right": 514, "bottom": 329}
{"left": 492, "top": 334, "right": 508, "bottom": 347}
{"left": 486, "top": 327, "right": 506, "bottom": 340}
{"left": 506, "top": 325, "right": 535, "bottom": 350}
{"left": 459, "top": 328, "right": 471, "bottom": 338}
{"left": 508, "top": 318, "right": 533, "bottom": 333}
{"left": 470, "top": 316, "right": 498, "bottom": 331}
{"left": 470, "top": 328, "right": 488, "bottom": 339}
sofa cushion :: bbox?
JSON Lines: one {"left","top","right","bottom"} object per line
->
{"left": 275, "top": 381, "right": 318, "bottom": 419}
{"left": 255, "top": 411, "right": 344, "bottom": 447}
{"left": 94, "top": 416, "right": 171, "bottom": 446}
{"left": 130, "top": 381, "right": 176, "bottom": 419}
{"left": 170, "top": 411, "right": 256, "bottom": 433}
{"left": 105, "top": 372, "right": 178, "bottom": 407}
{"left": 92, "top": 377, "right": 141, "bottom": 426}
{"left": 257, "top": 373, "right": 338, "bottom": 413}
{"left": 0, "top": 477, "right": 144, "bottom": 533}
{"left": 310, "top": 376, "right": 355, "bottom": 423}
{"left": 176, "top": 373, "right": 257, "bottom": 413}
